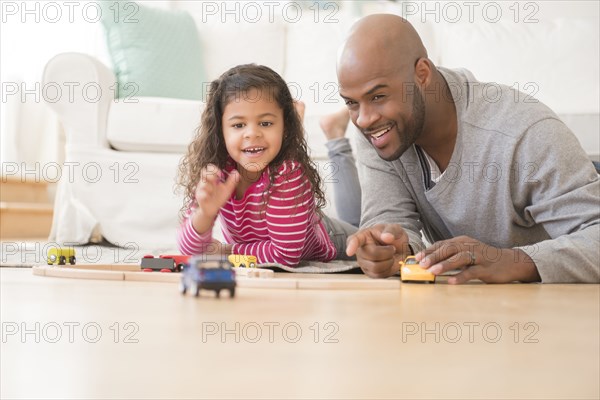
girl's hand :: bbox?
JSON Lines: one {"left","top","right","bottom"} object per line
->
{"left": 191, "top": 164, "right": 239, "bottom": 233}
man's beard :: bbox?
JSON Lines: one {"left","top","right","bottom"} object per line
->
{"left": 383, "top": 90, "right": 426, "bottom": 161}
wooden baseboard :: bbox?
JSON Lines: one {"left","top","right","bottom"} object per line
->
{"left": 0, "top": 202, "right": 53, "bottom": 239}
{"left": 0, "top": 176, "right": 53, "bottom": 203}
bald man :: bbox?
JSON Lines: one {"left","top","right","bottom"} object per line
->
{"left": 339, "top": 14, "right": 599, "bottom": 284}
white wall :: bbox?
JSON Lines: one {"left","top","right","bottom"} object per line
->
{"left": 1, "top": 0, "right": 598, "bottom": 171}
{"left": 358, "top": 0, "right": 600, "bottom": 158}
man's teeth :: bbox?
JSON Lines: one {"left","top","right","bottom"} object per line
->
{"left": 371, "top": 126, "right": 391, "bottom": 139}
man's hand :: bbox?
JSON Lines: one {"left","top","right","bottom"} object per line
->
{"left": 415, "top": 235, "right": 541, "bottom": 284}
{"left": 191, "top": 164, "right": 239, "bottom": 234}
{"left": 346, "top": 224, "right": 412, "bottom": 278}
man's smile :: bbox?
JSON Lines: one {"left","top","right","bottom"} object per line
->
{"left": 365, "top": 123, "right": 395, "bottom": 147}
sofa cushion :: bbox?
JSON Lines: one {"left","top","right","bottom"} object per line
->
{"left": 106, "top": 98, "right": 203, "bottom": 153}
{"left": 186, "top": 6, "right": 286, "bottom": 80}
{"left": 100, "top": 1, "right": 206, "bottom": 100}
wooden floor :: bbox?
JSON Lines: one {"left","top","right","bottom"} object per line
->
{"left": 1, "top": 267, "right": 598, "bottom": 399}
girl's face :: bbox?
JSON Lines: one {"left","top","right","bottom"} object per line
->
{"left": 222, "top": 88, "right": 284, "bottom": 180}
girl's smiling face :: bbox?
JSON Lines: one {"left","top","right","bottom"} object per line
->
{"left": 222, "top": 88, "right": 284, "bottom": 181}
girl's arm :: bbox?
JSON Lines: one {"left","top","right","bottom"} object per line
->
{"left": 178, "top": 211, "right": 234, "bottom": 256}
{"left": 178, "top": 165, "right": 238, "bottom": 255}
{"left": 231, "top": 162, "right": 314, "bottom": 266}
{"left": 177, "top": 209, "right": 215, "bottom": 255}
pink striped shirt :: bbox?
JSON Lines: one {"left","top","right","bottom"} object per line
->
{"left": 178, "top": 160, "right": 337, "bottom": 266}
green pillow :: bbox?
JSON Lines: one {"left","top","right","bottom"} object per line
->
{"left": 100, "top": 1, "right": 205, "bottom": 100}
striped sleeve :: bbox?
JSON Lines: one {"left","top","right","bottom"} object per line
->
{"left": 231, "top": 161, "right": 314, "bottom": 266}
{"left": 177, "top": 208, "right": 214, "bottom": 255}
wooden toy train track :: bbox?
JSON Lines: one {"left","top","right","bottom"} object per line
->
{"left": 31, "top": 264, "right": 400, "bottom": 290}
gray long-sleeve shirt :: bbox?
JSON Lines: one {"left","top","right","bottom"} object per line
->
{"left": 356, "top": 67, "right": 600, "bottom": 283}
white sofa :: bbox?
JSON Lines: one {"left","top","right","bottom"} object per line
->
{"left": 43, "top": 1, "right": 599, "bottom": 250}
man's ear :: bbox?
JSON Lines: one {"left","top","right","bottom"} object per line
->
{"left": 414, "top": 57, "right": 432, "bottom": 87}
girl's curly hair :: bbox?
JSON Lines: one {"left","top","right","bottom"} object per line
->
{"left": 177, "top": 64, "right": 326, "bottom": 220}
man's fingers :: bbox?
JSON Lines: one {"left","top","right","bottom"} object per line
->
{"left": 348, "top": 224, "right": 407, "bottom": 256}
{"left": 355, "top": 243, "right": 399, "bottom": 278}
{"left": 414, "top": 242, "right": 443, "bottom": 263}
{"left": 417, "top": 237, "right": 472, "bottom": 268}
{"left": 346, "top": 231, "right": 372, "bottom": 256}
{"left": 380, "top": 224, "right": 403, "bottom": 242}
{"left": 447, "top": 264, "right": 504, "bottom": 284}
{"left": 414, "top": 237, "right": 459, "bottom": 263}
{"left": 358, "top": 243, "right": 396, "bottom": 261}
{"left": 345, "top": 236, "right": 357, "bottom": 257}
{"left": 426, "top": 251, "right": 475, "bottom": 275}
{"left": 380, "top": 226, "right": 410, "bottom": 255}
{"left": 346, "top": 232, "right": 371, "bottom": 256}
{"left": 419, "top": 245, "right": 460, "bottom": 269}
{"left": 347, "top": 225, "right": 410, "bottom": 279}
{"left": 358, "top": 256, "right": 397, "bottom": 279}
{"left": 448, "top": 265, "right": 481, "bottom": 285}
{"left": 415, "top": 237, "right": 532, "bottom": 285}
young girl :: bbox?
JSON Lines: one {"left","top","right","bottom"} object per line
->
{"left": 177, "top": 64, "right": 357, "bottom": 266}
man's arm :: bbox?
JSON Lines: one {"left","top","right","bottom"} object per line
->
{"left": 416, "top": 118, "right": 599, "bottom": 284}
{"left": 354, "top": 130, "right": 425, "bottom": 252}
{"left": 347, "top": 131, "right": 425, "bottom": 277}
{"left": 511, "top": 118, "right": 599, "bottom": 283}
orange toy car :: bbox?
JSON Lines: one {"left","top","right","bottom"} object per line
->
{"left": 400, "top": 256, "right": 435, "bottom": 283}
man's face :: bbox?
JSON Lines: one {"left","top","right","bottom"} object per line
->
{"left": 338, "top": 60, "right": 425, "bottom": 161}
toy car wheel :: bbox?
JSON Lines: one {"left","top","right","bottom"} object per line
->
{"left": 47, "top": 254, "right": 56, "bottom": 265}
{"left": 240, "top": 263, "right": 246, "bottom": 268}
{"left": 176, "top": 264, "right": 184, "bottom": 272}
{"left": 69, "top": 256, "right": 76, "bottom": 265}
{"left": 249, "top": 262, "right": 256, "bottom": 268}
{"left": 58, "top": 256, "right": 66, "bottom": 265}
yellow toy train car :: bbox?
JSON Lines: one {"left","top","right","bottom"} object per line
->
{"left": 227, "top": 254, "right": 257, "bottom": 268}
{"left": 47, "top": 247, "right": 76, "bottom": 265}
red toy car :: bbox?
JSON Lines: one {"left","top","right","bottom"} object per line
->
{"left": 141, "top": 255, "right": 177, "bottom": 272}
{"left": 159, "top": 254, "right": 191, "bottom": 272}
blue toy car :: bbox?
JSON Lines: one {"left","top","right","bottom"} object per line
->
{"left": 180, "top": 255, "right": 236, "bottom": 298}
